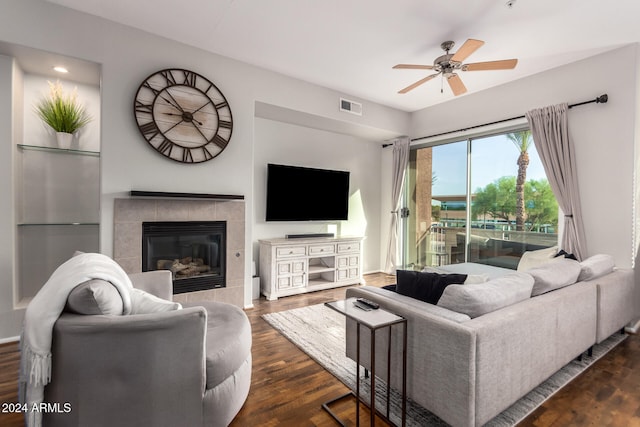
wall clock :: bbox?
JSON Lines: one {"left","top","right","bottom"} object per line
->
{"left": 133, "top": 68, "right": 233, "bottom": 163}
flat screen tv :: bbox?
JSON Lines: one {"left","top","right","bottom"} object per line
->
{"left": 266, "top": 163, "right": 350, "bottom": 221}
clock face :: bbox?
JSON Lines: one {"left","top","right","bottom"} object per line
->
{"left": 133, "top": 68, "right": 233, "bottom": 163}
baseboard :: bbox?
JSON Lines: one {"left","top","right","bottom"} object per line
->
{"left": 625, "top": 318, "right": 640, "bottom": 334}
{"left": 0, "top": 335, "right": 20, "bottom": 345}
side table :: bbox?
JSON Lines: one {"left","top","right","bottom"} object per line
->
{"left": 322, "top": 298, "right": 407, "bottom": 427}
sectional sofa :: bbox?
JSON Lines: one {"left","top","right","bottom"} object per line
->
{"left": 345, "top": 252, "right": 635, "bottom": 427}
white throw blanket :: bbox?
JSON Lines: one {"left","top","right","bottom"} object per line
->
{"left": 19, "top": 253, "right": 133, "bottom": 427}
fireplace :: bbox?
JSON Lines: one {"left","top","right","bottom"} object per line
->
{"left": 142, "top": 221, "right": 226, "bottom": 294}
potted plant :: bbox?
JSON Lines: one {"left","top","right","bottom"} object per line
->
{"left": 35, "top": 80, "right": 92, "bottom": 149}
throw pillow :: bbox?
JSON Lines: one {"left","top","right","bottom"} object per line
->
{"left": 65, "top": 279, "right": 124, "bottom": 315}
{"left": 554, "top": 249, "right": 578, "bottom": 260}
{"left": 130, "top": 288, "right": 182, "bottom": 314}
{"left": 578, "top": 254, "right": 615, "bottom": 281}
{"left": 396, "top": 270, "right": 467, "bottom": 304}
{"left": 437, "top": 272, "right": 534, "bottom": 318}
{"left": 527, "top": 257, "right": 581, "bottom": 296}
{"left": 517, "top": 246, "right": 558, "bottom": 271}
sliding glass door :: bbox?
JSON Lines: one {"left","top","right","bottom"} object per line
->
{"left": 404, "top": 128, "right": 558, "bottom": 270}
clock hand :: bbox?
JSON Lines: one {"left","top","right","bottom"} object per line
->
{"left": 160, "top": 95, "right": 182, "bottom": 112}
{"left": 164, "top": 91, "right": 185, "bottom": 112}
{"left": 164, "top": 111, "right": 204, "bottom": 126}
{"left": 190, "top": 120, "right": 209, "bottom": 141}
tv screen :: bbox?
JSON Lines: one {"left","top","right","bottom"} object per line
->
{"left": 266, "top": 163, "right": 350, "bottom": 221}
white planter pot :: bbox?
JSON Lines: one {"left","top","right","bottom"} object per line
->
{"left": 56, "top": 132, "right": 73, "bottom": 149}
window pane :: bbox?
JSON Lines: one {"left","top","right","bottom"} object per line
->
{"left": 406, "top": 141, "right": 468, "bottom": 269}
{"left": 469, "top": 131, "right": 558, "bottom": 269}
{"left": 404, "top": 129, "right": 558, "bottom": 272}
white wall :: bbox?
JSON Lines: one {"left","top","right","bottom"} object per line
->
{"left": 253, "top": 117, "right": 382, "bottom": 274}
{"left": 406, "top": 45, "right": 639, "bottom": 269}
{"left": 0, "top": 0, "right": 408, "bottom": 338}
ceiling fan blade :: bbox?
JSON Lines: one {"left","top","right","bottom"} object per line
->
{"left": 464, "top": 59, "right": 518, "bottom": 71}
{"left": 393, "top": 64, "right": 434, "bottom": 70}
{"left": 450, "top": 39, "right": 484, "bottom": 63}
{"left": 447, "top": 74, "right": 467, "bottom": 96}
{"left": 398, "top": 73, "right": 439, "bottom": 94}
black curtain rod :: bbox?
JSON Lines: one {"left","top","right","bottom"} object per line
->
{"left": 382, "top": 94, "right": 608, "bottom": 147}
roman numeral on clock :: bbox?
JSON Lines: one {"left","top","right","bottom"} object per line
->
{"left": 135, "top": 101, "right": 153, "bottom": 115}
{"left": 157, "top": 139, "right": 174, "bottom": 157}
{"left": 142, "top": 81, "right": 160, "bottom": 96}
{"left": 139, "top": 121, "right": 159, "bottom": 139}
{"left": 218, "top": 120, "right": 232, "bottom": 130}
{"left": 182, "top": 148, "right": 193, "bottom": 163}
{"left": 161, "top": 70, "right": 177, "bottom": 86}
{"left": 202, "top": 146, "right": 214, "bottom": 161}
{"left": 183, "top": 70, "right": 198, "bottom": 87}
{"left": 212, "top": 134, "right": 229, "bottom": 149}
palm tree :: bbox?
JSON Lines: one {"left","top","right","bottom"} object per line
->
{"left": 507, "top": 130, "right": 533, "bottom": 231}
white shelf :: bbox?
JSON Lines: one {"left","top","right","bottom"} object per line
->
{"left": 18, "top": 143, "right": 100, "bottom": 157}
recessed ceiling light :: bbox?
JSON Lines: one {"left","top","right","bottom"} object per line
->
{"left": 53, "top": 66, "right": 68, "bottom": 73}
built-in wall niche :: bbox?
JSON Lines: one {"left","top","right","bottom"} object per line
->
{"left": 4, "top": 42, "right": 102, "bottom": 306}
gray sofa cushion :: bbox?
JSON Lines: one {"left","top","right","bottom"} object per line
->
{"left": 437, "top": 272, "right": 534, "bottom": 318}
{"left": 184, "top": 301, "right": 253, "bottom": 390}
{"left": 578, "top": 254, "right": 615, "bottom": 281}
{"left": 65, "top": 279, "right": 124, "bottom": 315}
{"left": 527, "top": 257, "right": 581, "bottom": 296}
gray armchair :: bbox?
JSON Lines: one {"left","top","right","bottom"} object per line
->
{"left": 42, "top": 270, "right": 252, "bottom": 427}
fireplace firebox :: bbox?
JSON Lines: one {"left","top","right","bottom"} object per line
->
{"left": 142, "top": 221, "right": 226, "bottom": 294}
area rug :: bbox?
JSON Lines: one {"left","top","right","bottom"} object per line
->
{"left": 263, "top": 303, "right": 626, "bottom": 426}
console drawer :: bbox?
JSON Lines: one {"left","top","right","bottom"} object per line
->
{"left": 276, "top": 246, "right": 306, "bottom": 258}
{"left": 337, "top": 242, "right": 360, "bottom": 253}
{"left": 308, "top": 244, "right": 335, "bottom": 255}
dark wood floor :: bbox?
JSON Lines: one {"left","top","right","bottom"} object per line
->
{"left": 1, "top": 272, "right": 639, "bottom": 426}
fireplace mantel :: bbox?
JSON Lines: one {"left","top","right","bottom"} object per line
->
{"left": 130, "top": 190, "right": 244, "bottom": 201}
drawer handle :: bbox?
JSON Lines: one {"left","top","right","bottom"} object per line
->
{"left": 320, "top": 249, "right": 324, "bottom": 252}
{"left": 289, "top": 251, "right": 293, "bottom": 254}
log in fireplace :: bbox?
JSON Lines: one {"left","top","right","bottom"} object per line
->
{"left": 142, "top": 221, "right": 226, "bottom": 294}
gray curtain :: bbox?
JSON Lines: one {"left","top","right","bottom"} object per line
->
{"left": 385, "top": 137, "right": 410, "bottom": 273}
{"left": 525, "top": 103, "right": 587, "bottom": 260}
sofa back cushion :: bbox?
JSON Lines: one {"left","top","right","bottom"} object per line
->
{"left": 396, "top": 270, "right": 467, "bottom": 304}
{"left": 437, "top": 272, "right": 534, "bottom": 318}
{"left": 527, "top": 257, "right": 581, "bottom": 296}
{"left": 578, "top": 254, "right": 615, "bottom": 281}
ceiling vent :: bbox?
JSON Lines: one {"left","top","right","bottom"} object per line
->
{"left": 339, "top": 98, "right": 362, "bottom": 116}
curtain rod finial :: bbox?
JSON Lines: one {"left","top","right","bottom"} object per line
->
{"left": 596, "top": 94, "right": 608, "bottom": 104}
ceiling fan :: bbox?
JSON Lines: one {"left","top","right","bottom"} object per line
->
{"left": 393, "top": 39, "right": 518, "bottom": 96}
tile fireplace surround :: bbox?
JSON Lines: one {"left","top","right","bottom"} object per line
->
{"left": 113, "top": 197, "right": 245, "bottom": 307}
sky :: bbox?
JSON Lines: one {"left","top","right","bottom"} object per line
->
{"left": 431, "top": 133, "right": 547, "bottom": 198}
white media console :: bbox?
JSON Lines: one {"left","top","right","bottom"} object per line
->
{"left": 259, "top": 236, "right": 365, "bottom": 300}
